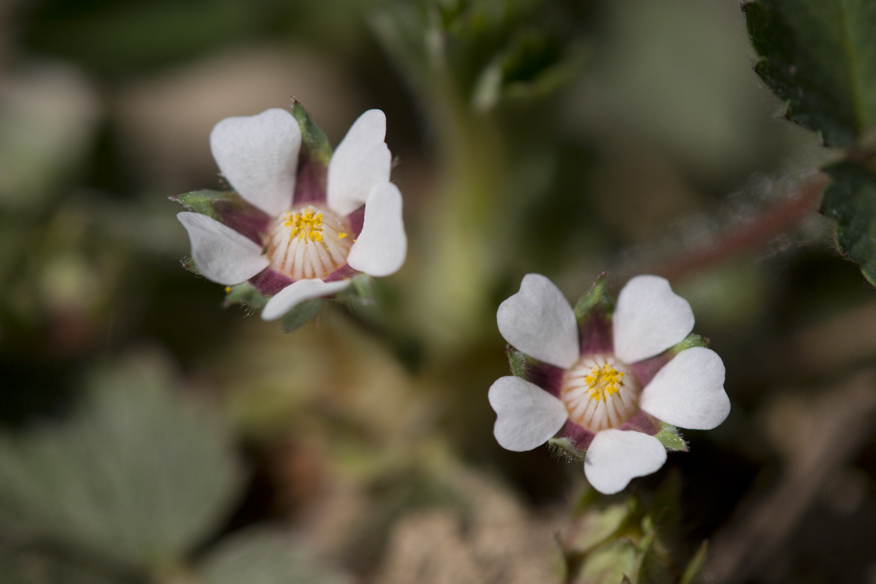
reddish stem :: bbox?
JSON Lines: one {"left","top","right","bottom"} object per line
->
{"left": 650, "top": 174, "right": 828, "bottom": 282}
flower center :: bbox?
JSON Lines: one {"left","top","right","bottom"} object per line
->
{"left": 561, "top": 354, "right": 641, "bottom": 432}
{"left": 267, "top": 205, "right": 353, "bottom": 280}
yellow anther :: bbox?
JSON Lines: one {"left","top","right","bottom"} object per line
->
{"left": 584, "top": 363, "right": 624, "bottom": 402}
{"left": 338, "top": 232, "right": 348, "bottom": 239}
{"left": 283, "top": 208, "right": 325, "bottom": 243}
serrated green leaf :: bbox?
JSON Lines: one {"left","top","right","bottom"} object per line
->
{"left": 821, "top": 161, "right": 876, "bottom": 284}
{"left": 279, "top": 299, "right": 322, "bottom": 332}
{"left": 0, "top": 352, "right": 244, "bottom": 571}
{"left": 198, "top": 526, "right": 348, "bottom": 584}
{"left": 744, "top": 0, "right": 876, "bottom": 146}
{"left": 574, "top": 273, "right": 612, "bottom": 320}
{"left": 223, "top": 282, "right": 268, "bottom": 310}
{"left": 292, "top": 101, "right": 332, "bottom": 166}
{"left": 654, "top": 426, "right": 688, "bottom": 452}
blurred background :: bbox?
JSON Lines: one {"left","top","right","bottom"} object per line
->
{"left": 1, "top": 0, "right": 875, "bottom": 582}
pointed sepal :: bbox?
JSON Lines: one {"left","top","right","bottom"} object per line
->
{"left": 171, "top": 189, "right": 270, "bottom": 245}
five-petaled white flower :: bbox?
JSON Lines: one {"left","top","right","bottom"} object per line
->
{"left": 177, "top": 108, "right": 407, "bottom": 320}
{"left": 488, "top": 274, "right": 730, "bottom": 494}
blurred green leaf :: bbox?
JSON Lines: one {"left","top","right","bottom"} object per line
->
{"left": 573, "top": 537, "right": 637, "bottom": 584}
{"left": 0, "top": 352, "right": 244, "bottom": 571}
{"left": 198, "top": 526, "right": 349, "bottom": 584}
{"left": 679, "top": 540, "right": 708, "bottom": 584}
{"left": 0, "top": 545, "right": 128, "bottom": 584}
{"left": 821, "top": 161, "right": 876, "bottom": 285}
{"left": 744, "top": 0, "right": 876, "bottom": 146}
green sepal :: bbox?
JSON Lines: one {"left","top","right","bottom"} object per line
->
{"left": 347, "top": 273, "right": 374, "bottom": 304}
{"left": 548, "top": 437, "right": 586, "bottom": 461}
{"left": 654, "top": 424, "right": 688, "bottom": 453}
{"left": 821, "top": 160, "right": 876, "bottom": 285}
{"left": 667, "top": 333, "right": 709, "bottom": 357}
{"left": 292, "top": 100, "right": 332, "bottom": 166}
{"left": 181, "top": 256, "right": 202, "bottom": 276}
{"left": 280, "top": 299, "right": 323, "bottom": 333}
{"left": 171, "top": 189, "right": 249, "bottom": 221}
{"left": 574, "top": 273, "right": 613, "bottom": 321}
{"left": 507, "top": 347, "right": 527, "bottom": 378}
{"left": 223, "top": 282, "right": 268, "bottom": 310}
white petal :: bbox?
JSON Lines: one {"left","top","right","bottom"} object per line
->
{"left": 497, "top": 274, "right": 579, "bottom": 369}
{"left": 210, "top": 108, "right": 300, "bottom": 216}
{"left": 261, "top": 278, "right": 351, "bottom": 321}
{"left": 177, "top": 212, "right": 269, "bottom": 285}
{"left": 613, "top": 275, "right": 695, "bottom": 363}
{"left": 639, "top": 347, "right": 730, "bottom": 430}
{"left": 584, "top": 430, "right": 667, "bottom": 495}
{"left": 488, "top": 376, "right": 568, "bottom": 452}
{"left": 347, "top": 183, "right": 407, "bottom": 277}
{"left": 326, "top": 110, "right": 391, "bottom": 216}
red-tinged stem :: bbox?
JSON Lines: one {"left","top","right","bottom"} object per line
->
{"left": 649, "top": 174, "right": 829, "bottom": 282}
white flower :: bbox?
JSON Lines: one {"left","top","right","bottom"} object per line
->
{"left": 488, "top": 274, "right": 730, "bottom": 494}
{"left": 177, "top": 108, "right": 407, "bottom": 320}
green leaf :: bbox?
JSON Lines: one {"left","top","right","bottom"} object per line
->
{"left": 679, "top": 541, "right": 709, "bottom": 584}
{"left": 0, "top": 352, "right": 244, "bottom": 571}
{"left": 292, "top": 100, "right": 332, "bottom": 167}
{"left": 821, "top": 161, "right": 876, "bottom": 284}
{"left": 744, "top": 0, "right": 876, "bottom": 146}
{"left": 574, "top": 538, "right": 638, "bottom": 584}
{"left": 0, "top": 544, "right": 128, "bottom": 584}
{"left": 198, "top": 526, "right": 348, "bottom": 584}
{"left": 279, "top": 299, "right": 322, "bottom": 332}
{"left": 573, "top": 273, "right": 612, "bottom": 320}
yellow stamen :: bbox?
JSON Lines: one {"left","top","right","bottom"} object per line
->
{"left": 338, "top": 232, "right": 347, "bottom": 239}
{"left": 283, "top": 209, "right": 325, "bottom": 242}
{"left": 583, "top": 363, "right": 624, "bottom": 402}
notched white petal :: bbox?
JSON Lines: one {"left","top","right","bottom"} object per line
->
{"left": 261, "top": 278, "right": 351, "bottom": 321}
{"left": 497, "top": 274, "right": 579, "bottom": 369}
{"left": 210, "top": 108, "right": 300, "bottom": 216}
{"left": 583, "top": 429, "right": 667, "bottom": 495}
{"left": 489, "top": 376, "right": 568, "bottom": 452}
{"left": 177, "top": 212, "right": 269, "bottom": 286}
{"left": 639, "top": 347, "right": 730, "bottom": 430}
{"left": 327, "top": 109, "right": 392, "bottom": 216}
{"left": 613, "top": 275, "right": 695, "bottom": 364}
{"left": 347, "top": 183, "right": 406, "bottom": 277}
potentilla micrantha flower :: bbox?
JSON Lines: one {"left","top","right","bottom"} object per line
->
{"left": 488, "top": 274, "right": 730, "bottom": 494}
{"left": 176, "top": 106, "right": 406, "bottom": 321}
